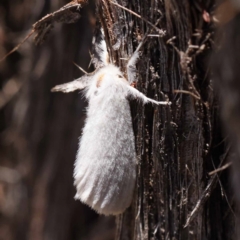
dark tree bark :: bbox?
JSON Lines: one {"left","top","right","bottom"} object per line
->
{"left": 99, "top": 1, "right": 234, "bottom": 239}
{"left": 0, "top": 0, "right": 236, "bottom": 240}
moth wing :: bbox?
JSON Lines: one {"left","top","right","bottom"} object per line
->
{"left": 51, "top": 75, "right": 90, "bottom": 93}
{"left": 74, "top": 98, "right": 136, "bottom": 215}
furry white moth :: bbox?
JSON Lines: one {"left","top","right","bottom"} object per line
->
{"left": 52, "top": 38, "right": 170, "bottom": 215}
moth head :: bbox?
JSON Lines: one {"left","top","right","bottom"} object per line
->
{"left": 95, "top": 65, "right": 127, "bottom": 88}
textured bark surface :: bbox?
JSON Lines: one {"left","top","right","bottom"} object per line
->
{"left": 98, "top": 1, "right": 234, "bottom": 239}
{"left": 0, "top": 0, "right": 236, "bottom": 240}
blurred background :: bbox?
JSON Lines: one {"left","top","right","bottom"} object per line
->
{"left": 0, "top": 0, "right": 115, "bottom": 239}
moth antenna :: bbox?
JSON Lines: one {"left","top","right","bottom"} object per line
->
{"left": 51, "top": 75, "right": 91, "bottom": 93}
{"left": 127, "top": 85, "right": 171, "bottom": 105}
{"left": 72, "top": 61, "right": 89, "bottom": 75}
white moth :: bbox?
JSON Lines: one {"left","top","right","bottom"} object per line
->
{"left": 52, "top": 38, "right": 170, "bottom": 215}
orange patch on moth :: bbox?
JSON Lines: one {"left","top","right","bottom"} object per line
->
{"left": 96, "top": 73, "right": 105, "bottom": 87}
{"left": 131, "top": 81, "right": 136, "bottom": 87}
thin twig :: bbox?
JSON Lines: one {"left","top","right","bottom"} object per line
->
{"left": 184, "top": 175, "right": 218, "bottom": 228}
{"left": 184, "top": 148, "right": 230, "bottom": 228}
{"left": 210, "top": 158, "right": 235, "bottom": 217}
{"left": 166, "top": 36, "right": 176, "bottom": 44}
{"left": 174, "top": 89, "right": 201, "bottom": 100}
{"left": 147, "top": 34, "right": 162, "bottom": 37}
{"left": 208, "top": 162, "right": 232, "bottom": 176}
{"left": 168, "top": 40, "right": 204, "bottom": 105}
{"left": 110, "top": 1, "right": 165, "bottom": 36}
{"left": 0, "top": 30, "right": 34, "bottom": 62}
{"left": 133, "top": 18, "right": 162, "bottom": 53}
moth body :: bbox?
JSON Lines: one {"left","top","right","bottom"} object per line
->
{"left": 74, "top": 65, "right": 136, "bottom": 215}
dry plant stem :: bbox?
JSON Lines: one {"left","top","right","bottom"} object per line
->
{"left": 174, "top": 88, "right": 209, "bottom": 108}
{"left": 0, "top": 1, "right": 86, "bottom": 61}
{"left": 33, "top": 2, "right": 84, "bottom": 45}
{"left": 110, "top": 1, "right": 165, "bottom": 36}
{"left": 174, "top": 89, "right": 200, "bottom": 100}
{"left": 0, "top": 30, "right": 34, "bottom": 62}
{"left": 32, "top": 2, "right": 82, "bottom": 29}
{"left": 211, "top": 158, "right": 235, "bottom": 217}
{"left": 168, "top": 41, "right": 203, "bottom": 103}
{"left": 184, "top": 148, "right": 230, "bottom": 228}
{"left": 208, "top": 162, "right": 232, "bottom": 176}
{"left": 184, "top": 175, "right": 218, "bottom": 228}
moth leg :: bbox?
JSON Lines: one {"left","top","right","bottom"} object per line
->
{"left": 127, "top": 18, "right": 162, "bottom": 84}
{"left": 126, "top": 33, "right": 148, "bottom": 84}
{"left": 127, "top": 85, "right": 171, "bottom": 105}
{"left": 126, "top": 50, "right": 140, "bottom": 85}
{"left": 51, "top": 75, "right": 91, "bottom": 93}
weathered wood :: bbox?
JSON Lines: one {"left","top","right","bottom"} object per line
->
{"left": 98, "top": 1, "right": 234, "bottom": 239}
